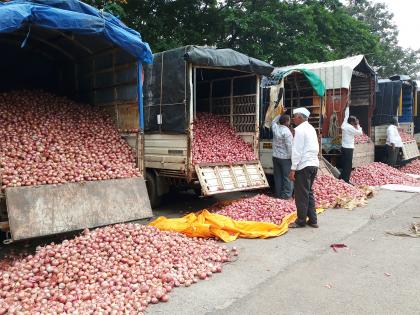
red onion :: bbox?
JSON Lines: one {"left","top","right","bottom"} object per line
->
{"left": 399, "top": 158, "right": 420, "bottom": 175}
{"left": 0, "top": 90, "right": 140, "bottom": 191}
{"left": 192, "top": 113, "right": 256, "bottom": 165}
{"left": 399, "top": 130, "right": 415, "bottom": 143}
{"left": 350, "top": 162, "right": 419, "bottom": 186}
{"left": 313, "top": 175, "right": 366, "bottom": 208}
{"left": 0, "top": 224, "right": 237, "bottom": 314}
{"left": 214, "top": 194, "right": 296, "bottom": 224}
{"left": 354, "top": 133, "right": 371, "bottom": 144}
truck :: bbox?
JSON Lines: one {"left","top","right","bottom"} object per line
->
{"left": 372, "top": 77, "right": 420, "bottom": 162}
{"left": 0, "top": 0, "right": 153, "bottom": 242}
{"left": 259, "top": 55, "right": 376, "bottom": 174}
{"left": 143, "top": 46, "right": 273, "bottom": 207}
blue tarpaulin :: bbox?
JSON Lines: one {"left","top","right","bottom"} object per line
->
{"left": 0, "top": 0, "right": 153, "bottom": 63}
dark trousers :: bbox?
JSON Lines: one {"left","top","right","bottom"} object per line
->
{"left": 386, "top": 145, "right": 399, "bottom": 167}
{"left": 340, "top": 148, "right": 354, "bottom": 183}
{"left": 273, "top": 157, "right": 293, "bottom": 199}
{"left": 295, "top": 166, "right": 318, "bottom": 226}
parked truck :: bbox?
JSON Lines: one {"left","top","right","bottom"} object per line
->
{"left": 259, "top": 55, "right": 376, "bottom": 174}
{"left": 372, "top": 77, "right": 419, "bottom": 162}
{"left": 0, "top": 0, "right": 153, "bottom": 242}
{"left": 143, "top": 46, "right": 273, "bottom": 207}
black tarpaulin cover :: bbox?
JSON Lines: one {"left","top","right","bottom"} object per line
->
{"left": 143, "top": 45, "right": 273, "bottom": 133}
{"left": 373, "top": 79, "right": 402, "bottom": 126}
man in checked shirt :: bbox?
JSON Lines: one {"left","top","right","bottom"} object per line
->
{"left": 272, "top": 114, "right": 293, "bottom": 199}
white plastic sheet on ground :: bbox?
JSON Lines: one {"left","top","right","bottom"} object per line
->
{"left": 406, "top": 174, "right": 420, "bottom": 179}
{"left": 379, "top": 184, "right": 420, "bottom": 193}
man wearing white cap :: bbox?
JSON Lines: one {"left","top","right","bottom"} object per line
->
{"left": 288, "top": 107, "right": 320, "bottom": 228}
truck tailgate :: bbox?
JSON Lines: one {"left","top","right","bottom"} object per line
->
{"left": 5, "top": 177, "right": 152, "bottom": 240}
{"left": 195, "top": 161, "right": 269, "bottom": 196}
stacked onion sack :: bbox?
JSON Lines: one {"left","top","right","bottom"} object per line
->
{"left": 192, "top": 113, "right": 256, "bottom": 164}
{"left": 0, "top": 225, "right": 238, "bottom": 314}
{"left": 350, "top": 162, "right": 419, "bottom": 186}
{"left": 0, "top": 90, "right": 140, "bottom": 190}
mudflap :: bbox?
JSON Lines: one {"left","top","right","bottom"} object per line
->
{"left": 5, "top": 177, "right": 152, "bottom": 241}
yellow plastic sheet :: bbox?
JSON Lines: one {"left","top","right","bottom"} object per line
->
{"left": 149, "top": 208, "right": 325, "bottom": 242}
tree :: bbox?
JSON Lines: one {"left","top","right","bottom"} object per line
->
{"left": 84, "top": 0, "right": 126, "bottom": 18}
{"left": 346, "top": 0, "right": 420, "bottom": 78}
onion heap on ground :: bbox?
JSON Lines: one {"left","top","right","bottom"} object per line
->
{"left": 0, "top": 224, "right": 237, "bottom": 315}
{"left": 214, "top": 194, "right": 296, "bottom": 225}
{"left": 399, "top": 130, "right": 415, "bottom": 142}
{"left": 350, "top": 162, "right": 419, "bottom": 186}
{"left": 0, "top": 90, "right": 140, "bottom": 190}
{"left": 400, "top": 158, "right": 420, "bottom": 175}
{"left": 354, "top": 133, "right": 371, "bottom": 144}
{"left": 192, "top": 113, "right": 256, "bottom": 165}
{"left": 313, "top": 175, "right": 367, "bottom": 209}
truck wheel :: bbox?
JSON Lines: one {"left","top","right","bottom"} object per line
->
{"left": 194, "top": 187, "right": 202, "bottom": 196}
{"left": 145, "top": 171, "right": 161, "bottom": 208}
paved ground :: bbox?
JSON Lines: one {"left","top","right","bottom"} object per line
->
{"left": 149, "top": 190, "right": 420, "bottom": 315}
{"left": 1, "top": 189, "right": 419, "bottom": 314}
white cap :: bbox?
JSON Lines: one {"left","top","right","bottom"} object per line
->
{"left": 292, "top": 107, "right": 310, "bottom": 117}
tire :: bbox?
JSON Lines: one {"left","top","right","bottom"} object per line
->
{"left": 194, "top": 187, "right": 202, "bottom": 196}
{"left": 145, "top": 171, "right": 161, "bottom": 208}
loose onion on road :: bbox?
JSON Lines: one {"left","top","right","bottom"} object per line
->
{"left": 0, "top": 225, "right": 237, "bottom": 315}
{"left": 350, "top": 162, "right": 419, "bottom": 186}
{"left": 0, "top": 90, "right": 140, "bottom": 190}
{"left": 192, "top": 113, "right": 256, "bottom": 165}
{"left": 400, "top": 158, "right": 420, "bottom": 175}
{"left": 313, "top": 175, "right": 366, "bottom": 209}
{"left": 214, "top": 194, "right": 296, "bottom": 224}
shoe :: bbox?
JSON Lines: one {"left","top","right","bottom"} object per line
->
{"left": 307, "top": 222, "right": 319, "bottom": 228}
{"left": 288, "top": 222, "right": 305, "bottom": 228}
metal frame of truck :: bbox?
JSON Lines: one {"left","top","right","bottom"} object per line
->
{"left": 143, "top": 46, "right": 273, "bottom": 207}
{"left": 0, "top": 0, "right": 153, "bottom": 241}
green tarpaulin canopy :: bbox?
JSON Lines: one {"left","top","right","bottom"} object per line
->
{"left": 272, "top": 68, "right": 326, "bottom": 96}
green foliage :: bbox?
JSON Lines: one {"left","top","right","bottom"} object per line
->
{"left": 346, "top": 0, "right": 420, "bottom": 78}
{"left": 85, "top": 0, "right": 419, "bottom": 78}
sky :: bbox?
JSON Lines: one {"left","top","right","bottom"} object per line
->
{"left": 372, "top": 0, "right": 420, "bottom": 50}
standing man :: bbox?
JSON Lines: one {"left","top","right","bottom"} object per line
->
{"left": 272, "top": 114, "right": 293, "bottom": 199}
{"left": 386, "top": 117, "right": 403, "bottom": 167}
{"left": 288, "top": 108, "right": 320, "bottom": 228}
{"left": 340, "top": 106, "right": 363, "bottom": 183}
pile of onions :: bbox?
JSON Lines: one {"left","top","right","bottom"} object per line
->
{"left": 215, "top": 194, "right": 296, "bottom": 224}
{"left": 192, "top": 113, "right": 256, "bottom": 165}
{"left": 354, "top": 133, "right": 371, "bottom": 144}
{"left": 0, "top": 224, "right": 237, "bottom": 314}
{"left": 0, "top": 90, "right": 140, "bottom": 190}
{"left": 400, "top": 158, "right": 420, "bottom": 175}
{"left": 313, "top": 175, "right": 366, "bottom": 208}
{"left": 350, "top": 162, "right": 419, "bottom": 186}
{"left": 399, "top": 130, "right": 415, "bottom": 142}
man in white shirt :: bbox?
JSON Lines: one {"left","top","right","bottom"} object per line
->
{"left": 272, "top": 114, "right": 293, "bottom": 199}
{"left": 288, "top": 107, "right": 320, "bottom": 228}
{"left": 386, "top": 117, "right": 403, "bottom": 167}
{"left": 340, "top": 106, "right": 363, "bottom": 183}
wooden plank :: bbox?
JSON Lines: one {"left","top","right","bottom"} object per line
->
{"left": 6, "top": 178, "right": 152, "bottom": 241}
{"left": 117, "top": 103, "right": 139, "bottom": 130}
{"left": 195, "top": 161, "right": 269, "bottom": 196}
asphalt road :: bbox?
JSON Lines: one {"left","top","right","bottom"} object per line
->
{"left": 149, "top": 190, "right": 420, "bottom": 315}
{"left": 1, "top": 189, "right": 419, "bottom": 314}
